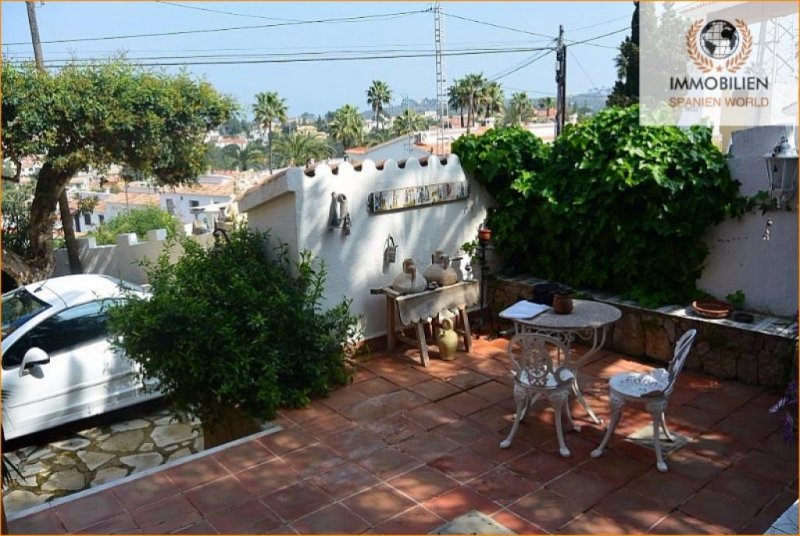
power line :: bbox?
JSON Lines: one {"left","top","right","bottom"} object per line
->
{"left": 155, "top": 1, "right": 303, "bottom": 22}
{"left": 568, "top": 14, "right": 630, "bottom": 33}
{"left": 444, "top": 12, "right": 556, "bottom": 40}
{"left": 569, "top": 49, "right": 597, "bottom": 89}
{"left": 2, "top": 8, "right": 432, "bottom": 45}
{"left": 5, "top": 46, "right": 552, "bottom": 64}
{"left": 488, "top": 43, "right": 556, "bottom": 80}
{"left": 568, "top": 27, "right": 629, "bottom": 47}
{"left": 16, "top": 47, "right": 554, "bottom": 68}
{"left": 491, "top": 48, "right": 555, "bottom": 81}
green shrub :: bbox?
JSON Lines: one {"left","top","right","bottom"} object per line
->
{"left": 454, "top": 105, "right": 743, "bottom": 306}
{"left": 91, "top": 205, "right": 181, "bottom": 245}
{"left": 107, "top": 226, "right": 358, "bottom": 426}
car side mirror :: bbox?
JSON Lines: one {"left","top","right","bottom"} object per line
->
{"left": 19, "top": 347, "right": 50, "bottom": 377}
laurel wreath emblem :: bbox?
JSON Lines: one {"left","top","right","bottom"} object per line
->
{"left": 686, "top": 19, "right": 753, "bottom": 74}
{"left": 686, "top": 20, "right": 714, "bottom": 73}
{"left": 725, "top": 20, "right": 752, "bottom": 73}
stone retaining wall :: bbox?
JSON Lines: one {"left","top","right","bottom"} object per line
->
{"left": 492, "top": 276, "right": 797, "bottom": 390}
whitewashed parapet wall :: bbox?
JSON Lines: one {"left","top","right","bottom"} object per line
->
{"left": 698, "top": 126, "right": 798, "bottom": 315}
{"left": 53, "top": 229, "right": 214, "bottom": 284}
{"left": 239, "top": 155, "right": 494, "bottom": 340}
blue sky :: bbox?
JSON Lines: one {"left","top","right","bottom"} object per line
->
{"left": 1, "top": 1, "right": 634, "bottom": 117}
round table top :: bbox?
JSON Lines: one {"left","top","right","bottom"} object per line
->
{"left": 514, "top": 299, "right": 622, "bottom": 330}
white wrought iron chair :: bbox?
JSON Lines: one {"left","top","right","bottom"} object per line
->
{"left": 590, "top": 328, "right": 698, "bottom": 472}
{"left": 499, "top": 333, "right": 577, "bottom": 457}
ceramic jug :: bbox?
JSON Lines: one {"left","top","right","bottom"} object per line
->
{"left": 437, "top": 317, "right": 458, "bottom": 361}
{"left": 423, "top": 250, "right": 459, "bottom": 287}
{"left": 392, "top": 258, "right": 426, "bottom": 294}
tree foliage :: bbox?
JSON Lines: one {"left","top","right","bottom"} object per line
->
{"left": 607, "top": 1, "right": 640, "bottom": 107}
{"left": 392, "top": 109, "right": 426, "bottom": 136}
{"left": 272, "top": 132, "right": 333, "bottom": 167}
{"left": 107, "top": 227, "right": 358, "bottom": 426}
{"left": 329, "top": 104, "right": 365, "bottom": 150}
{"left": 90, "top": 205, "right": 181, "bottom": 245}
{"left": 1, "top": 181, "right": 34, "bottom": 258}
{"left": 454, "top": 106, "right": 743, "bottom": 306}
{"left": 252, "top": 91, "right": 288, "bottom": 173}
{"left": 1, "top": 61, "right": 233, "bottom": 281}
{"left": 505, "top": 92, "right": 535, "bottom": 125}
{"left": 366, "top": 80, "right": 393, "bottom": 131}
{"left": 447, "top": 73, "right": 501, "bottom": 127}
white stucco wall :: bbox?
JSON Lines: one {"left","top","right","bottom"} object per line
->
{"left": 241, "top": 155, "right": 494, "bottom": 339}
{"left": 53, "top": 230, "right": 214, "bottom": 284}
{"left": 698, "top": 126, "right": 798, "bottom": 315}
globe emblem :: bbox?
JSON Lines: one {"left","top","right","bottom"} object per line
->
{"left": 699, "top": 20, "right": 739, "bottom": 59}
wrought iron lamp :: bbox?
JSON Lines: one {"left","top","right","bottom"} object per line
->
{"left": 474, "top": 224, "right": 495, "bottom": 336}
{"left": 764, "top": 135, "right": 798, "bottom": 208}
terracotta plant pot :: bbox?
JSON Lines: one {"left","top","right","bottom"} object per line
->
{"left": 691, "top": 299, "right": 733, "bottom": 319}
{"left": 553, "top": 293, "right": 574, "bottom": 314}
{"left": 478, "top": 228, "right": 492, "bottom": 246}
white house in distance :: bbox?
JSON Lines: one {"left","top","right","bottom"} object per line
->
{"left": 71, "top": 174, "right": 237, "bottom": 233}
{"left": 345, "top": 132, "right": 434, "bottom": 163}
{"left": 158, "top": 174, "right": 237, "bottom": 226}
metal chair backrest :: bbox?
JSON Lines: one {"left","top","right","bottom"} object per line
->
{"left": 507, "top": 333, "right": 572, "bottom": 388}
{"left": 664, "top": 329, "right": 698, "bottom": 395}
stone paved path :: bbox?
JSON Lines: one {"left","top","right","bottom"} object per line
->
{"left": 2, "top": 406, "right": 203, "bottom": 515}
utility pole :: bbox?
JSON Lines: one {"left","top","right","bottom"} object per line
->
{"left": 555, "top": 25, "right": 567, "bottom": 137}
{"left": 433, "top": 2, "right": 449, "bottom": 156}
{"left": 26, "top": 1, "right": 83, "bottom": 275}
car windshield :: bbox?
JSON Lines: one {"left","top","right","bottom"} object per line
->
{"left": 2, "top": 288, "right": 51, "bottom": 338}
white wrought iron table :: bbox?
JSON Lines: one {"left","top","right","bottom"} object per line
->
{"left": 500, "top": 299, "right": 622, "bottom": 424}
{"left": 383, "top": 280, "right": 479, "bottom": 367}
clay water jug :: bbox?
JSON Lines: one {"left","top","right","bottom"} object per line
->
{"left": 392, "top": 258, "right": 426, "bottom": 294}
{"left": 424, "top": 251, "right": 459, "bottom": 287}
{"left": 437, "top": 317, "right": 458, "bottom": 360}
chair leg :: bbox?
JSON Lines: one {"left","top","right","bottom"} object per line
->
{"left": 549, "top": 391, "right": 571, "bottom": 458}
{"left": 500, "top": 387, "right": 530, "bottom": 449}
{"left": 520, "top": 392, "right": 542, "bottom": 421}
{"left": 591, "top": 393, "right": 624, "bottom": 459}
{"left": 647, "top": 402, "right": 669, "bottom": 472}
{"left": 571, "top": 378, "right": 602, "bottom": 424}
{"left": 660, "top": 412, "right": 674, "bottom": 442}
{"left": 564, "top": 395, "right": 580, "bottom": 432}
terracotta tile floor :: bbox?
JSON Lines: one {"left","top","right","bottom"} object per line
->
{"left": 8, "top": 337, "right": 798, "bottom": 534}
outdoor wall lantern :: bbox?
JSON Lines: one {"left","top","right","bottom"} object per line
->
{"left": 764, "top": 134, "right": 798, "bottom": 208}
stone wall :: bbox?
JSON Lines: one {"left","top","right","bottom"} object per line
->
{"left": 492, "top": 276, "right": 796, "bottom": 390}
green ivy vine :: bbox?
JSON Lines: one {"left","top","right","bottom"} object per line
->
{"left": 454, "top": 105, "right": 745, "bottom": 307}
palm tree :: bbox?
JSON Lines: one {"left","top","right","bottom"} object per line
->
{"left": 328, "top": 104, "right": 364, "bottom": 150}
{"left": 221, "top": 141, "right": 267, "bottom": 171}
{"left": 481, "top": 81, "right": 504, "bottom": 121}
{"left": 366, "top": 80, "right": 393, "bottom": 131}
{"left": 538, "top": 96, "right": 556, "bottom": 119}
{"left": 272, "top": 132, "right": 333, "bottom": 167}
{"left": 393, "top": 109, "right": 426, "bottom": 136}
{"left": 252, "top": 91, "right": 288, "bottom": 173}
{"left": 367, "top": 129, "right": 395, "bottom": 147}
{"left": 505, "top": 92, "right": 535, "bottom": 125}
{"left": 462, "top": 73, "right": 488, "bottom": 128}
{"left": 447, "top": 78, "right": 470, "bottom": 128}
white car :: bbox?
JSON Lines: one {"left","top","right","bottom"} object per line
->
{"left": 2, "top": 274, "right": 160, "bottom": 440}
